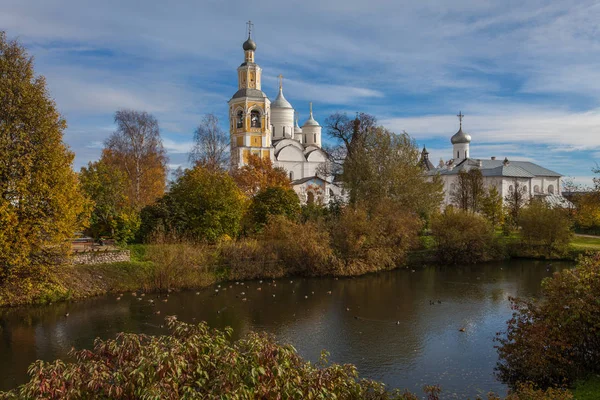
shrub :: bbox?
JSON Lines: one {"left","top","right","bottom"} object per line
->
{"left": 518, "top": 200, "right": 573, "bottom": 258}
{"left": 245, "top": 186, "right": 300, "bottom": 232}
{"left": 144, "top": 238, "right": 215, "bottom": 291}
{"left": 496, "top": 253, "right": 600, "bottom": 389}
{"left": 329, "top": 201, "right": 422, "bottom": 275}
{"left": 0, "top": 317, "right": 413, "bottom": 399}
{"left": 260, "top": 216, "right": 334, "bottom": 276}
{"left": 430, "top": 208, "right": 501, "bottom": 264}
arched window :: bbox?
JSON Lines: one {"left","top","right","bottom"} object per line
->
{"left": 457, "top": 151, "right": 460, "bottom": 158}
{"left": 534, "top": 185, "right": 540, "bottom": 193}
{"left": 307, "top": 192, "right": 315, "bottom": 205}
{"left": 548, "top": 184, "right": 555, "bottom": 194}
{"left": 509, "top": 185, "right": 514, "bottom": 193}
{"left": 289, "top": 171, "right": 293, "bottom": 181}
{"left": 250, "top": 110, "right": 261, "bottom": 128}
{"left": 236, "top": 111, "right": 244, "bottom": 128}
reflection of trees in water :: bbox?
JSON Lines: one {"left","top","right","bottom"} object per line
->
{"left": 0, "top": 260, "right": 574, "bottom": 392}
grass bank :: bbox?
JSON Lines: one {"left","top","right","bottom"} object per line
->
{"left": 3, "top": 232, "right": 599, "bottom": 308}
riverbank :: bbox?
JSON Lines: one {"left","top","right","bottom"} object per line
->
{"left": 1, "top": 234, "right": 597, "bottom": 308}
{"left": 0, "top": 260, "right": 581, "bottom": 398}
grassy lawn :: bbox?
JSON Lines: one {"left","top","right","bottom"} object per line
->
{"left": 573, "top": 375, "right": 600, "bottom": 399}
{"left": 571, "top": 235, "right": 600, "bottom": 251}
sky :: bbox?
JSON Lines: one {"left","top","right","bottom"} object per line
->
{"left": 3, "top": 0, "right": 600, "bottom": 187}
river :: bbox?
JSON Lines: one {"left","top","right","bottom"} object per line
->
{"left": 0, "top": 259, "right": 571, "bottom": 398}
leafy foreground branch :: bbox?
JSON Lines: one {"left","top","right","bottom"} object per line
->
{"left": 1, "top": 318, "right": 572, "bottom": 400}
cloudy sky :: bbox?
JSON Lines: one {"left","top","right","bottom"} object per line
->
{"left": 3, "top": 0, "right": 600, "bottom": 186}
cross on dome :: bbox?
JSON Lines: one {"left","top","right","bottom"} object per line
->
{"left": 457, "top": 111, "right": 464, "bottom": 128}
{"left": 246, "top": 20, "right": 254, "bottom": 38}
{"left": 278, "top": 74, "right": 283, "bottom": 90}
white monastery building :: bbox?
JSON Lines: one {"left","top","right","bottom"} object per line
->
{"left": 423, "top": 112, "right": 571, "bottom": 208}
{"left": 228, "top": 24, "right": 343, "bottom": 204}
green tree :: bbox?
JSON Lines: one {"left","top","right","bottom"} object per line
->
{"left": 0, "top": 32, "right": 89, "bottom": 284}
{"left": 246, "top": 186, "right": 300, "bottom": 231}
{"left": 79, "top": 160, "right": 139, "bottom": 244}
{"left": 335, "top": 123, "right": 443, "bottom": 216}
{"left": 518, "top": 199, "right": 572, "bottom": 257}
{"left": 168, "top": 166, "right": 246, "bottom": 242}
{"left": 480, "top": 186, "right": 504, "bottom": 227}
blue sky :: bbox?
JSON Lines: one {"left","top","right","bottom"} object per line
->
{"left": 3, "top": 0, "right": 600, "bottom": 187}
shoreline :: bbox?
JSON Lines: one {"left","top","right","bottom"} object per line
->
{"left": 0, "top": 247, "right": 585, "bottom": 309}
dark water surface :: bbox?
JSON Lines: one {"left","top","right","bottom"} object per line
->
{"left": 0, "top": 260, "right": 572, "bottom": 398}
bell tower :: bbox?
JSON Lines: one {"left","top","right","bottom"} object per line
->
{"left": 228, "top": 21, "right": 273, "bottom": 169}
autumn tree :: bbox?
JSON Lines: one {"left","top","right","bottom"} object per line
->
{"left": 102, "top": 110, "right": 168, "bottom": 211}
{"left": 518, "top": 199, "right": 572, "bottom": 257}
{"left": 504, "top": 178, "right": 528, "bottom": 226}
{"left": 338, "top": 125, "right": 443, "bottom": 216}
{"left": 79, "top": 161, "right": 139, "bottom": 244}
{"left": 0, "top": 32, "right": 89, "bottom": 284}
{"left": 189, "top": 113, "right": 229, "bottom": 171}
{"left": 231, "top": 154, "right": 291, "bottom": 196}
{"left": 480, "top": 186, "right": 504, "bottom": 227}
{"left": 451, "top": 168, "right": 484, "bottom": 212}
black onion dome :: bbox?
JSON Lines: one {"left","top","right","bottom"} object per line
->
{"left": 243, "top": 37, "right": 256, "bottom": 51}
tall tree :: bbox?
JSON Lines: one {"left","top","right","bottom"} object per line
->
{"left": 504, "top": 178, "right": 528, "bottom": 225}
{"left": 0, "top": 32, "right": 89, "bottom": 283}
{"left": 480, "top": 186, "right": 504, "bottom": 227}
{"left": 189, "top": 113, "right": 229, "bottom": 171}
{"left": 103, "top": 110, "right": 168, "bottom": 210}
{"left": 338, "top": 125, "right": 443, "bottom": 215}
{"left": 231, "top": 154, "right": 291, "bottom": 197}
{"left": 168, "top": 166, "right": 246, "bottom": 242}
{"left": 451, "top": 168, "right": 484, "bottom": 212}
{"left": 79, "top": 160, "right": 139, "bottom": 243}
{"left": 323, "top": 112, "right": 378, "bottom": 177}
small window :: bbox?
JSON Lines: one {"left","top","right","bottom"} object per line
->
{"left": 534, "top": 185, "right": 540, "bottom": 193}
{"left": 509, "top": 185, "right": 514, "bottom": 193}
{"left": 250, "top": 110, "right": 261, "bottom": 128}
{"left": 548, "top": 184, "right": 555, "bottom": 194}
{"left": 289, "top": 171, "right": 293, "bottom": 180}
{"left": 457, "top": 151, "right": 460, "bottom": 158}
{"left": 314, "top": 134, "right": 316, "bottom": 143}
{"left": 304, "top": 134, "right": 306, "bottom": 143}
{"left": 236, "top": 111, "right": 243, "bottom": 129}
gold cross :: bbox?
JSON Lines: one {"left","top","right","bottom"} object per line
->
{"left": 278, "top": 74, "right": 283, "bottom": 90}
{"left": 246, "top": 20, "right": 254, "bottom": 38}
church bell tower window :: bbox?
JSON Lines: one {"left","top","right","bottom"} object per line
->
{"left": 251, "top": 110, "right": 261, "bottom": 128}
{"left": 236, "top": 111, "right": 244, "bottom": 128}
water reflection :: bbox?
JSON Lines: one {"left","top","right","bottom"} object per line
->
{"left": 0, "top": 260, "right": 571, "bottom": 398}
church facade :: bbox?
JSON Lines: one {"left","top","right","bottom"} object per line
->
{"left": 228, "top": 26, "right": 344, "bottom": 204}
{"left": 423, "top": 113, "right": 571, "bottom": 208}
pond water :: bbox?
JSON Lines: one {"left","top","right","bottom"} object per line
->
{"left": 0, "top": 260, "right": 572, "bottom": 398}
